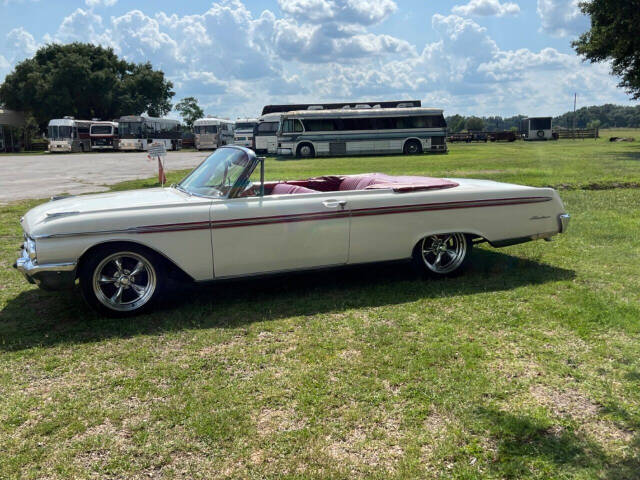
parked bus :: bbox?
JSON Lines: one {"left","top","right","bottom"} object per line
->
{"left": 47, "top": 118, "right": 92, "bottom": 153}
{"left": 193, "top": 117, "right": 234, "bottom": 150}
{"left": 253, "top": 113, "right": 282, "bottom": 154}
{"left": 118, "top": 116, "right": 182, "bottom": 151}
{"left": 233, "top": 118, "right": 258, "bottom": 148}
{"left": 277, "top": 107, "right": 447, "bottom": 158}
{"left": 261, "top": 100, "right": 421, "bottom": 115}
{"left": 90, "top": 121, "right": 119, "bottom": 151}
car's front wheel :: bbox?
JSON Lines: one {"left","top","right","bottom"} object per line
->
{"left": 413, "top": 233, "right": 472, "bottom": 277}
{"left": 79, "top": 245, "right": 165, "bottom": 316}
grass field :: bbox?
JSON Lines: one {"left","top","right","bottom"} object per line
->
{"left": 1, "top": 131, "right": 639, "bottom": 479}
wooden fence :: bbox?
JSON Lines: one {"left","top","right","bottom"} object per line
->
{"left": 553, "top": 128, "right": 599, "bottom": 139}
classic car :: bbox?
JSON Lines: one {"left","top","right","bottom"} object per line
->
{"left": 15, "top": 146, "right": 570, "bottom": 316}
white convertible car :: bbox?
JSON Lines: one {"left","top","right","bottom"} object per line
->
{"left": 15, "top": 146, "right": 570, "bottom": 315}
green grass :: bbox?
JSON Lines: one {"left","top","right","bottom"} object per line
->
{"left": 1, "top": 133, "right": 640, "bottom": 479}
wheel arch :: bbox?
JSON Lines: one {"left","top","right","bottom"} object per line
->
{"left": 76, "top": 239, "right": 194, "bottom": 283}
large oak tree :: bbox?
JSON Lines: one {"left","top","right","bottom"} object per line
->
{"left": 573, "top": 0, "right": 640, "bottom": 99}
{"left": 0, "top": 43, "right": 175, "bottom": 129}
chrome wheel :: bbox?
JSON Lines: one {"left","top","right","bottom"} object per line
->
{"left": 92, "top": 251, "right": 156, "bottom": 312}
{"left": 420, "top": 233, "right": 468, "bottom": 274}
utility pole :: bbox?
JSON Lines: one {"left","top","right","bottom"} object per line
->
{"left": 572, "top": 92, "right": 577, "bottom": 140}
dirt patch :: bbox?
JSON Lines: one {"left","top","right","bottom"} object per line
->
{"left": 325, "top": 408, "right": 404, "bottom": 472}
{"left": 256, "top": 407, "right": 306, "bottom": 436}
{"left": 530, "top": 384, "right": 600, "bottom": 420}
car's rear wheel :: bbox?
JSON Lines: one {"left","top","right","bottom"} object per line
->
{"left": 413, "top": 233, "right": 472, "bottom": 277}
{"left": 79, "top": 245, "right": 165, "bottom": 316}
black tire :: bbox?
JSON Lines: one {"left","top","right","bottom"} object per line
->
{"left": 404, "top": 139, "right": 423, "bottom": 155}
{"left": 412, "top": 233, "right": 473, "bottom": 278}
{"left": 79, "top": 243, "right": 166, "bottom": 317}
{"left": 296, "top": 143, "right": 315, "bottom": 158}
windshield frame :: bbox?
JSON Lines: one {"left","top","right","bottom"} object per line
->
{"left": 177, "top": 146, "right": 259, "bottom": 199}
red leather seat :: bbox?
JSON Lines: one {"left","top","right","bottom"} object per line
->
{"left": 271, "top": 183, "right": 318, "bottom": 195}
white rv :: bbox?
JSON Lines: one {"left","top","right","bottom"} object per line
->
{"left": 254, "top": 113, "right": 282, "bottom": 154}
{"left": 233, "top": 118, "right": 258, "bottom": 149}
{"left": 193, "top": 117, "right": 234, "bottom": 150}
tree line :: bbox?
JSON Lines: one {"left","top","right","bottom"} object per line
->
{"left": 446, "top": 104, "right": 640, "bottom": 133}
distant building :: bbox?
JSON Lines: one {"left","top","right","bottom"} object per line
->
{"left": 0, "top": 108, "right": 25, "bottom": 152}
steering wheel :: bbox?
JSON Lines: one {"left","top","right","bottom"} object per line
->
{"left": 238, "top": 181, "right": 255, "bottom": 198}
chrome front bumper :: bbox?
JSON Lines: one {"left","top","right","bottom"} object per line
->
{"left": 558, "top": 213, "right": 570, "bottom": 233}
{"left": 14, "top": 248, "right": 77, "bottom": 290}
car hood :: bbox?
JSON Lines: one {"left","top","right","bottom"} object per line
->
{"left": 21, "top": 188, "right": 207, "bottom": 235}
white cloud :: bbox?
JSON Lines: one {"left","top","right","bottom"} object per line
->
{"left": 5, "top": 27, "right": 38, "bottom": 63}
{"left": 452, "top": 0, "right": 520, "bottom": 17}
{"left": 85, "top": 0, "right": 117, "bottom": 6}
{"left": 278, "top": 0, "right": 397, "bottom": 25}
{"left": 537, "top": 0, "right": 588, "bottom": 37}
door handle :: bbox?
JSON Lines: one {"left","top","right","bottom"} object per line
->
{"left": 323, "top": 200, "right": 347, "bottom": 209}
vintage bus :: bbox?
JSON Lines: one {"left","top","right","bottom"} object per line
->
{"left": 277, "top": 107, "right": 447, "bottom": 158}
{"left": 233, "top": 118, "right": 258, "bottom": 148}
{"left": 47, "top": 118, "right": 92, "bottom": 153}
{"left": 118, "top": 116, "right": 182, "bottom": 151}
{"left": 90, "top": 121, "right": 119, "bottom": 150}
{"left": 253, "top": 113, "right": 282, "bottom": 154}
{"left": 193, "top": 117, "right": 234, "bottom": 150}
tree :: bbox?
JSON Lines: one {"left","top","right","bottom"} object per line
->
{"left": 175, "top": 97, "right": 204, "bottom": 129}
{"left": 0, "top": 43, "right": 175, "bottom": 130}
{"left": 573, "top": 0, "right": 640, "bottom": 99}
{"left": 446, "top": 114, "right": 466, "bottom": 133}
{"left": 465, "top": 116, "right": 484, "bottom": 131}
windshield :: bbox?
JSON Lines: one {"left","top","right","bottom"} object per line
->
{"left": 235, "top": 123, "right": 256, "bottom": 130}
{"left": 178, "top": 147, "right": 255, "bottom": 197}
{"left": 120, "top": 121, "right": 142, "bottom": 138}
{"left": 195, "top": 125, "right": 218, "bottom": 134}
{"left": 91, "top": 125, "right": 113, "bottom": 135}
{"left": 48, "top": 125, "right": 73, "bottom": 139}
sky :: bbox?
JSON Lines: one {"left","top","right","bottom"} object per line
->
{"left": 0, "top": 0, "right": 636, "bottom": 119}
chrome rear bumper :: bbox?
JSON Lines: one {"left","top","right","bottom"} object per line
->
{"left": 558, "top": 213, "right": 570, "bottom": 233}
{"left": 14, "top": 248, "right": 76, "bottom": 290}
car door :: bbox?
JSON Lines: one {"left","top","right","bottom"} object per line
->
{"left": 210, "top": 193, "right": 350, "bottom": 278}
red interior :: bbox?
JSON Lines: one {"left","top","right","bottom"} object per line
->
{"left": 262, "top": 173, "right": 458, "bottom": 195}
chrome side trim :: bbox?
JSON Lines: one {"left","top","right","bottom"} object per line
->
{"left": 33, "top": 221, "right": 212, "bottom": 239}
{"left": 558, "top": 213, "right": 570, "bottom": 233}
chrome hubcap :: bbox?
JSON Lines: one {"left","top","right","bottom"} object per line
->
{"left": 421, "top": 233, "right": 467, "bottom": 274}
{"left": 300, "top": 146, "right": 312, "bottom": 156}
{"left": 92, "top": 252, "right": 156, "bottom": 311}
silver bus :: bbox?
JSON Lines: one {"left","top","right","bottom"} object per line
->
{"left": 118, "top": 116, "right": 182, "bottom": 151}
{"left": 47, "top": 118, "right": 92, "bottom": 153}
{"left": 277, "top": 107, "right": 447, "bottom": 158}
{"left": 193, "top": 117, "right": 234, "bottom": 150}
{"left": 253, "top": 113, "right": 282, "bottom": 154}
{"left": 90, "top": 121, "right": 119, "bottom": 150}
{"left": 233, "top": 118, "right": 258, "bottom": 148}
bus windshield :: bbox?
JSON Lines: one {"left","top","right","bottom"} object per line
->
{"left": 48, "top": 126, "right": 72, "bottom": 139}
{"left": 119, "top": 122, "right": 143, "bottom": 138}
{"left": 235, "top": 123, "right": 255, "bottom": 130}
{"left": 195, "top": 125, "right": 218, "bottom": 134}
